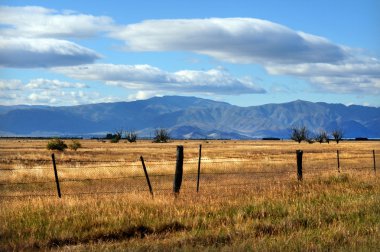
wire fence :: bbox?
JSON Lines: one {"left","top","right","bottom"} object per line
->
{"left": 0, "top": 147, "right": 377, "bottom": 199}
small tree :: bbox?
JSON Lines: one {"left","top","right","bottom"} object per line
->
{"left": 332, "top": 129, "right": 344, "bottom": 144}
{"left": 290, "top": 126, "right": 309, "bottom": 143}
{"left": 109, "top": 129, "right": 123, "bottom": 143}
{"left": 153, "top": 128, "right": 170, "bottom": 143}
{"left": 125, "top": 131, "right": 137, "bottom": 143}
{"left": 315, "top": 130, "right": 329, "bottom": 144}
{"left": 306, "top": 136, "right": 315, "bottom": 144}
{"left": 47, "top": 138, "right": 67, "bottom": 151}
{"left": 68, "top": 140, "right": 82, "bottom": 151}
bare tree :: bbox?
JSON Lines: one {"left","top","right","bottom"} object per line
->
{"left": 332, "top": 129, "right": 344, "bottom": 144}
{"left": 290, "top": 125, "right": 309, "bottom": 143}
{"left": 315, "top": 130, "right": 329, "bottom": 144}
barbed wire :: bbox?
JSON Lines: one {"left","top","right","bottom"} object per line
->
{"left": 0, "top": 149, "right": 376, "bottom": 199}
{"left": 0, "top": 154, "right": 375, "bottom": 167}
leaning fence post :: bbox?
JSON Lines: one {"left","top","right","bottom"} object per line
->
{"left": 51, "top": 153, "right": 61, "bottom": 198}
{"left": 173, "top": 145, "right": 184, "bottom": 196}
{"left": 140, "top": 156, "right": 153, "bottom": 197}
{"left": 196, "top": 144, "right": 202, "bottom": 192}
{"left": 296, "top": 150, "right": 303, "bottom": 181}
{"left": 337, "top": 150, "right": 340, "bottom": 173}
{"left": 373, "top": 150, "right": 376, "bottom": 174}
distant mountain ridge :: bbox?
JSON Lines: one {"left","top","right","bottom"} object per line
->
{"left": 1, "top": 96, "right": 379, "bottom": 139}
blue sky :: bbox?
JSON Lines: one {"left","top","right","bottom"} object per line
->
{"left": 0, "top": 0, "right": 379, "bottom": 107}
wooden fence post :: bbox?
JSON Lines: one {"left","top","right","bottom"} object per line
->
{"left": 140, "top": 156, "right": 153, "bottom": 197}
{"left": 173, "top": 145, "right": 184, "bottom": 196}
{"left": 296, "top": 150, "right": 303, "bottom": 181}
{"left": 196, "top": 144, "right": 202, "bottom": 192}
{"left": 337, "top": 150, "right": 340, "bottom": 173}
{"left": 373, "top": 150, "right": 376, "bottom": 174}
{"left": 51, "top": 153, "right": 61, "bottom": 198}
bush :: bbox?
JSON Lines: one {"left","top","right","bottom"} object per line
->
{"left": 125, "top": 131, "right": 137, "bottom": 143}
{"left": 47, "top": 138, "right": 67, "bottom": 151}
{"left": 68, "top": 140, "right": 82, "bottom": 151}
{"left": 110, "top": 137, "right": 120, "bottom": 143}
{"left": 153, "top": 128, "right": 170, "bottom": 143}
{"left": 106, "top": 130, "right": 123, "bottom": 143}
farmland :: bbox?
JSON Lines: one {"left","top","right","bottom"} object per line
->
{"left": 0, "top": 139, "right": 379, "bottom": 251}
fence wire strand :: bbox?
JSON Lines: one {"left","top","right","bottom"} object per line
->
{"left": 0, "top": 149, "right": 377, "bottom": 199}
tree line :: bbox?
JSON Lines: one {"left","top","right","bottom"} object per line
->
{"left": 290, "top": 126, "right": 343, "bottom": 144}
{"left": 105, "top": 128, "right": 170, "bottom": 143}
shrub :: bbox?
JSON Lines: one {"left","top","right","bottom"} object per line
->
{"left": 125, "top": 131, "right": 137, "bottom": 143}
{"left": 107, "top": 130, "right": 123, "bottom": 143}
{"left": 110, "top": 136, "right": 120, "bottom": 143}
{"left": 68, "top": 140, "right": 82, "bottom": 151}
{"left": 47, "top": 138, "right": 67, "bottom": 151}
{"left": 153, "top": 128, "right": 170, "bottom": 143}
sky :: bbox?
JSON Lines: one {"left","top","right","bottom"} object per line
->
{"left": 0, "top": 0, "right": 379, "bottom": 107}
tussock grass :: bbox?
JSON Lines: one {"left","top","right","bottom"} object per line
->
{"left": 1, "top": 173, "right": 379, "bottom": 251}
{"left": 0, "top": 139, "right": 379, "bottom": 250}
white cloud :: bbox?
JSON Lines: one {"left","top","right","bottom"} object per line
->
{"left": 2, "top": 5, "right": 378, "bottom": 97}
{"left": 0, "top": 79, "right": 23, "bottom": 90}
{"left": 0, "top": 6, "right": 114, "bottom": 38}
{"left": 25, "top": 78, "right": 88, "bottom": 89}
{"left": 112, "top": 18, "right": 346, "bottom": 65}
{"left": 27, "top": 90, "right": 87, "bottom": 105}
{"left": 0, "top": 78, "right": 109, "bottom": 105}
{"left": 0, "top": 6, "right": 105, "bottom": 68}
{"left": 127, "top": 91, "right": 158, "bottom": 101}
{"left": 0, "top": 37, "right": 101, "bottom": 68}
{"left": 25, "top": 89, "right": 122, "bottom": 106}
{"left": 111, "top": 17, "right": 380, "bottom": 95}
{"left": 0, "top": 92, "right": 17, "bottom": 100}
{"left": 266, "top": 56, "right": 380, "bottom": 94}
{"left": 54, "top": 64, "right": 266, "bottom": 95}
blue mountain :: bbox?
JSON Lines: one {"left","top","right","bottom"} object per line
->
{"left": 0, "top": 96, "right": 379, "bottom": 139}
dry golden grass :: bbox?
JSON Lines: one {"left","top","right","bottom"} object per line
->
{"left": 0, "top": 139, "right": 379, "bottom": 251}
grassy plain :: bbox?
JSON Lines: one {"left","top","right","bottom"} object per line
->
{"left": 0, "top": 139, "right": 379, "bottom": 251}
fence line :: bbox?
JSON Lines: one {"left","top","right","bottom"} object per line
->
{"left": 0, "top": 149, "right": 377, "bottom": 199}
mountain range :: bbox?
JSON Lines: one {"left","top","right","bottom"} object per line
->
{"left": 1, "top": 96, "right": 379, "bottom": 139}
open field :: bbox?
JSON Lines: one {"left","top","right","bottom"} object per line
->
{"left": 0, "top": 139, "right": 379, "bottom": 251}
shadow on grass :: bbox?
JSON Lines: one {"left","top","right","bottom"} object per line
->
{"left": 47, "top": 221, "right": 187, "bottom": 248}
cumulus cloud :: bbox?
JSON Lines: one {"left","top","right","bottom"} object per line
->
{"left": 0, "top": 37, "right": 101, "bottom": 68}
{"left": 0, "top": 6, "right": 114, "bottom": 38}
{"left": 112, "top": 18, "right": 346, "bottom": 65}
{"left": 54, "top": 64, "right": 266, "bottom": 95}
